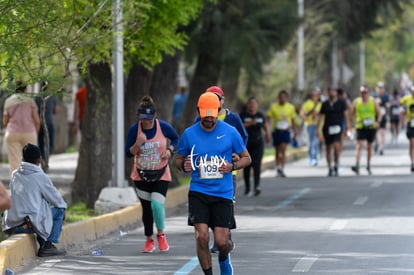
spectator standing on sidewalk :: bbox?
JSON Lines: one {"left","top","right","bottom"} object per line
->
{"left": 125, "top": 95, "right": 179, "bottom": 253}
{"left": 3, "top": 81, "right": 40, "bottom": 176}
{"left": 300, "top": 88, "right": 322, "bottom": 166}
{"left": 239, "top": 96, "right": 270, "bottom": 196}
{"left": 35, "top": 81, "right": 59, "bottom": 161}
{"left": 318, "top": 87, "right": 350, "bottom": 176}
{"left": 399, "top": 85, "right": 414, "bottom": 172}
{"left": 72, "top": 83, "right": 87, "bottom": 134}
{"left": 350, "top": 85, "right": 382, "bottom": 175}
{"left": 2, "top": 143, "right": 67, "bottom": 257}
{"left": 175, "top": 92, "right": 251, "bottom": 275}
{"left": 266, "top": 90, "right": 298, "bottom": 177}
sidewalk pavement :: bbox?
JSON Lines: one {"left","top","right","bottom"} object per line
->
{"left": 0, "top": 147, "right": 308, "bottom": 274}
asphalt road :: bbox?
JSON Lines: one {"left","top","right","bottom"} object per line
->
{"left": 19, "top": 135, "right": 414, "bottom": 275}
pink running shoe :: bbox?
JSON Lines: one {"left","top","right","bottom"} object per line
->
{"left": 157, "top": 234, "right": 170, "bottom": 252}
{"left": 142, "top": 239, "right": 156, "bottom": 253}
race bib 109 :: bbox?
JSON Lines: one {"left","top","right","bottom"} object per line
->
{"left": 199, "top": 161, "right": 223, "bottom": 179}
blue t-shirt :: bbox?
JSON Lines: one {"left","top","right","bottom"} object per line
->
{"left": 177, "top": 120, "right": 246, "bottom": 200}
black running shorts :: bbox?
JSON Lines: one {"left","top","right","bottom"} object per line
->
{"left": 188, "top": 191, "right": 234, "bottom": 229}
{"left": 356, "top": 128, "right": 377, "bottom": 143}
{"left": 407, "top": 126, "right": 414, "bottom": 139}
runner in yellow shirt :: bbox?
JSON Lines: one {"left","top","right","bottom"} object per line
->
{"left": 266, "top": 90, "right": 298, "bottom": 177}
{"left": 350, "top": 85, "right": 382, "bottom": 175}
{"left": 300, "top": 88, "right": 322, "bottom": 166}
{"left": 400, "top": 85, "right": 414, "bottom": 172}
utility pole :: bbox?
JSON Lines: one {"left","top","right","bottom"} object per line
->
{"left": 297, "top": 0, "right": 305, "bottom": 91}
{"left": 112, "top": 0, "right": 126, "bottom": 187}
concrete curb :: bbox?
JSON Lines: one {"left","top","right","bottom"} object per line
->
{"left": 0, "top": 147, "right": 306, "bottom": 274}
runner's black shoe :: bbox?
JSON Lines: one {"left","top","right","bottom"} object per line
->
{"left": 351, "top": 166, "right": 359, "bottom": 175}
{"left": 277, "top": 169, "right": 287, "bottom": 178}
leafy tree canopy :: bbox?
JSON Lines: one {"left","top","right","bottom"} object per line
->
{"left": 0, "top": 0, "right": 204, "bottom": 91}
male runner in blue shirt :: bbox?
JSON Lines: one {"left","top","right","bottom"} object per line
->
{"left": 175, "top": 92, "right": 251, "bottom": 275}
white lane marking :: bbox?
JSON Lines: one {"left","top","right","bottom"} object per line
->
{"left": 292, "top": 255, "right": 319, "bottom": 272}
{"left": 329, "top": 219, "right": 348, "bottom": 230}
{"left": 353, "top": 196, "right": 368, "bottom": 205}
{"left": 370, "top": 181, "right": 383, "bottom": 188}
{"left": 275, "top": 188, "right": 311, "bottom": 209}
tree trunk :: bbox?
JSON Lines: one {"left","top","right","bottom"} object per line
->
{"left": 39, "top": 97, "right": 50, "bottom": 172}
{"left": 180, "top": 5, "right": 225, "bottom": 130}
{"left": 71, "top": 62, "right": 113, "bottom": 208}
{"left": 337, "top": 44, "right": 344, "bottom": 89}
{"left": 181, "top": 47, "right": 223, "bottom": 130}
{"left": 220, "top": 61, "right": 242, "bottom": 112}
{"left": 150, "top": 53, "right": 180, "bottom": 122}
{"left": 150, "top": 53, "right": 180, "bottom": 188}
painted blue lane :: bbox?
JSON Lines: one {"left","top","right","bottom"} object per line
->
{"left": 174, "top": 257, "right": 199, "bottom": 275}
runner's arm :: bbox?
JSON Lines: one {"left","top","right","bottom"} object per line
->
{"left": 344, "top": 109, "right": 351, "bottom": 132}
{"left": 174, "top": 154, "right": 191, "bottom": 173}
{"left": 231, "top": 150, "right": 251, "bottom": 171}
{"left": 317, "top": 113, "right": 325, "bottom": 139}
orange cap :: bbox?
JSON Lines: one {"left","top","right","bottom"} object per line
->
{"left": 197, "top": 92, "right": 220, "bottom": 118}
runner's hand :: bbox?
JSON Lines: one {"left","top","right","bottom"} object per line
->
{"left": 219, "top": 161, "right": 233, "bottom": 174}
{"left": 318, "top": 132, "right": 324, "bottom": 142}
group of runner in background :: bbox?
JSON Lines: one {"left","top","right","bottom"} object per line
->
{"left": 263, "top": 82, "right": 414, "bottom": 178}
{"left": 172, "top": 81, "right": 414, "bottom": 192}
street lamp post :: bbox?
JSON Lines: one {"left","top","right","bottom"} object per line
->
{"left": 297, "top": 0, "right": 305, "bottom": 91}
{"left": 112, "top": 0, "right": 125, "bottom": 187}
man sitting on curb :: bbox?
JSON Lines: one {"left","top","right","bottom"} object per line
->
{"left": 2, "top": 143, "right": 67, "bottom": 257}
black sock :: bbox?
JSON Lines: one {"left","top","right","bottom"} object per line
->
{"left": 203, "top": 267, "right": 213, "bottom": 275}
{"left": 218, "top": 252, "right": 228, "bottom": 262}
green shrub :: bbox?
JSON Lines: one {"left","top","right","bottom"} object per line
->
{"left": 65, "top": 202, "right": 96, "bottom": 223}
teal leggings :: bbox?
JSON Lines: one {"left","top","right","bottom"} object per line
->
{"left": 134, "top": 180, "right": 168, "bottom": 237}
